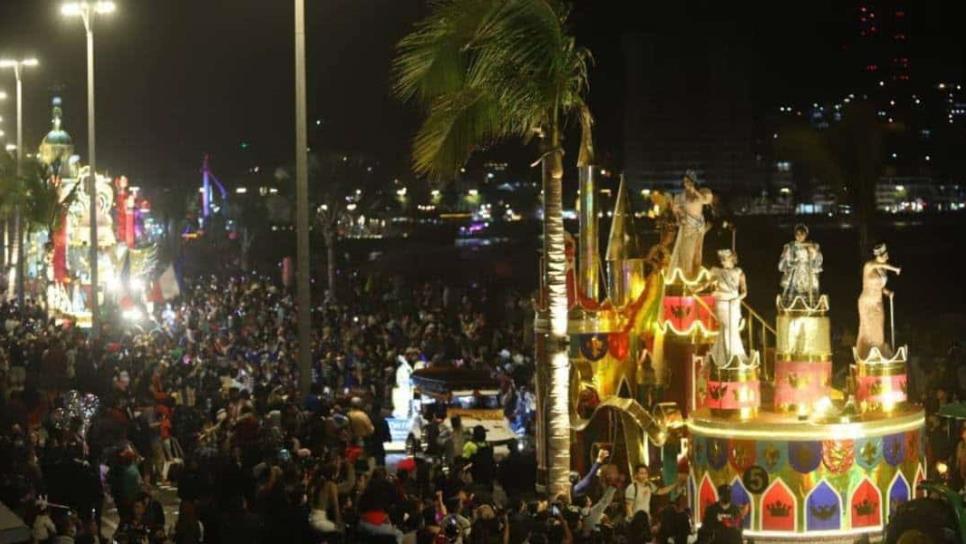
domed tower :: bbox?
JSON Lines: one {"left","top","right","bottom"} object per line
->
{"left": 38, "top": 96, "right": 76, "bottom": 177}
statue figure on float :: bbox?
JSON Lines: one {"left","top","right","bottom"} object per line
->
{"left": 668, "top": 170, "right": 713, "bottom": 279}
{"left": 856, "top": 243, "right": 901, "bottom": 359}
{"left": 778, "top": 223, "right": 823, "bottom": 305}
{"left": 392, "top": 352, "right": 414, "bottom": 418}
{"left": 710, "top": 249, "right": 748, "bottom": 366}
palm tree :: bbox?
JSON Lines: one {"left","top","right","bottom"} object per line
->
{"left": 20, "top": 160, "right": 80, "bottom": 311}
{"left": 0, "top": 151, "right": 21, "bottom": 300}
{"left": 777, "top": 103, "right": 883, "bottom": 257}
{"left": 393, "top": 0, "right": 594, "bottom": 496}
{"left": 0, "top": 155, "right": 77, "bottom": 308}
{"left": 308, "top": 151, "right": 382, "bottom": 303}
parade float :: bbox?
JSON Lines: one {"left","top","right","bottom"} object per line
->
{"left": 33, "top": 97, "right": 157, "bottom": 325}
{"left": 532, "top": 168, "right": 924, "bottom": 543}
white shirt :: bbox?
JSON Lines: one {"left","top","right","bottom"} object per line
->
{"left": 625, "top": 480, "right": 655, "bottom": 516}
{"left": 396, "top": 358, "right": 413, "bottom": 390}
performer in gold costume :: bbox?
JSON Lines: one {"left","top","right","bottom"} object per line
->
{"left": 668, "top": 171, "right": 713, "bottom": 279}
{"left": 856, "top": 243, "right": 901, "bottom": 358}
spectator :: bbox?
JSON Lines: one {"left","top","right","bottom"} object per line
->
{"left": 698, "top": 484, "right": 744, "bottom": 544}
{"left": 462, "top": 425, "right": 495, "bottom": 487}
{"left": 657, "top": 490, "right": 693, "bottom": 544}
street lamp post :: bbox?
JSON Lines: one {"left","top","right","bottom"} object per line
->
{"left": 0, "top": 58, "right": 39, "bottom": 309}
{"left": 294, "top": 0, "right": 312, "bottom": 397}
{"left": 62, "top": 1, "right": 115, "bottom": 336}
{"left": 0, "top": 90, "right": 6, "bottom": 271}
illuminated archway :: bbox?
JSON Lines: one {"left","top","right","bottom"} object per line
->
{"left": 887, "top": 471, "right": 910, "bottom": 520}
{"left": 760, "top": 477, "right": 796, "bottom": 532}
{"left": 849, "top": 477, "right": 882, "bottom": 529}
{"left": 729, "top": 476, "right": 752, "bottom": 529}
{"left": 805, "top": 479, "right": 842, "bottom": 532}
{"left": 698, "top": 473, "right": 718, "bottom": 523}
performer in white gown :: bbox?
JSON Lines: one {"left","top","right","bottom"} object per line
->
{"left": 710, "top": 249, "right": 748, "bottom": 366}
{"left": 392, "top": 354, "right": 414, "bottom": 418}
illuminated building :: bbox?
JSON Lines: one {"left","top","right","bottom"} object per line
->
{"left": 621, "top": 33, "right": 762, "bottom": 194}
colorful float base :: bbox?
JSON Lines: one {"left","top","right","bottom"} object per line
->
{"left": 688, "top": 407, "right": 925, "bottom": 543}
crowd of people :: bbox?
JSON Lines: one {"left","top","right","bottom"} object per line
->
{"left": 4, "top": 267, "right": 964, "bottom": 544}
{"left": 0, "top": 272, "right": 702, "bottom": 544}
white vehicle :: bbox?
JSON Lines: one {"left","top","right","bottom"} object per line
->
{"left": 406, "top": 368, "right": 518, "bottom": 459}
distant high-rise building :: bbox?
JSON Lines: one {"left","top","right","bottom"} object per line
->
{"left": 855, "top": 1, "right": 910, "bottom": 90}
{"left": 621, "top": 33, "right": 761, "bottom": 194}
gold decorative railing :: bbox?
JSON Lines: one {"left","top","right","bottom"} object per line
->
{"left": 742, "top": 301, "right": 777, "bottom": 381}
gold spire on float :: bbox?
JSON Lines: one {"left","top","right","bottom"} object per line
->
{"left": 605, "top": 175, "right": 646, "bottom": 307}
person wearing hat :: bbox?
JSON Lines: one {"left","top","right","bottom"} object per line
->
{"left": 778, "top": 223, "right": 823, "bottom": 304}
{"left": 856, "top": 243, "right": 902, "bottom": 358}
{"left": 699, "top": 484, "right": 745, "bottom": 544}
{"left": 709, "top": 249, "right": 748, "bottom": 367}
{"left": 462, "top": 425, "right": 495, "bottom": 486}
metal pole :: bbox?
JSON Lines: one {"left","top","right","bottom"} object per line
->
{"left": 294, "top": 0, "right": 313, "bottom": 397}
{"left": 889, "top": 293, "right": 895, "bottom": 351}
{"left": 14, "top": 68, "right": 24, "bottom": 309}
{"left": 86, "top": 14, "right": 100, "bottom": 337}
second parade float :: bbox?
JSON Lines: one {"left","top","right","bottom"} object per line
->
{"left": 532, "top": 168, "right": 924, "bottom": 543}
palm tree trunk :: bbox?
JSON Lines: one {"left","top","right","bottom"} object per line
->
{"left": 324, "top": 229, "right": 336, "bottom": 303}
{"left": 15, "top": 211, "right": 25, "bottom": 308}
{"left": 0, "top": 216, "right": 6, "bottom": 269}
{"left": 41, "top": 237, "right": 50, "bottom": 316}
{"left": 541, "top": 128, "right": 571, "bottom": 498}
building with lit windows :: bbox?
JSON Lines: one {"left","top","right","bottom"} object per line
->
{"left": 621, "top": 33, "right": 762, "bottom": 194}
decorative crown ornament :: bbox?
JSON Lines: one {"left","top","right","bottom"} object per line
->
{"left": 854, "top": 498, "right": 878, "bottom": 517}
{"left": 775, "top": 294, "right": 830, "bottom": 314}
{"left": 853, "top": 345, "right": 908, "bottom": 365}
{"left": 809, "top": 503, "right": 838, "bottom": 521}
{"left": 766, "top": 500, "right": 792, "bottom": 518}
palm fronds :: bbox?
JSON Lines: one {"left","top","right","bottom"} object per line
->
{"left": 392, "top": 0, "right": 594, "bottom": 178}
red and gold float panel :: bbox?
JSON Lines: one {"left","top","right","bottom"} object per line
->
{"left": 774, "top": 360, "right": 832, "bottom": 413}
{"left": 661, "top": 294, "right": 717, "bottom": 335}
{"left": 688, "top": 407, "right": 925, "bottom": 542}
{"left": 706, "top": 364, "right": 760, "bottom": 419}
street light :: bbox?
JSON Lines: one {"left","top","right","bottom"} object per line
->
{"left": 61, "top": 1, "right": 115, "bottom": 16}
{"left": 0, "top": 58, "right": 39, "bottom": 308}
{"left": 62, "top": 1, "right": 115, "bottom": 336}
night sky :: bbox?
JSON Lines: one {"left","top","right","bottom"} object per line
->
{"left": 0, "top": 1, "right": 962, "bottom": 191}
